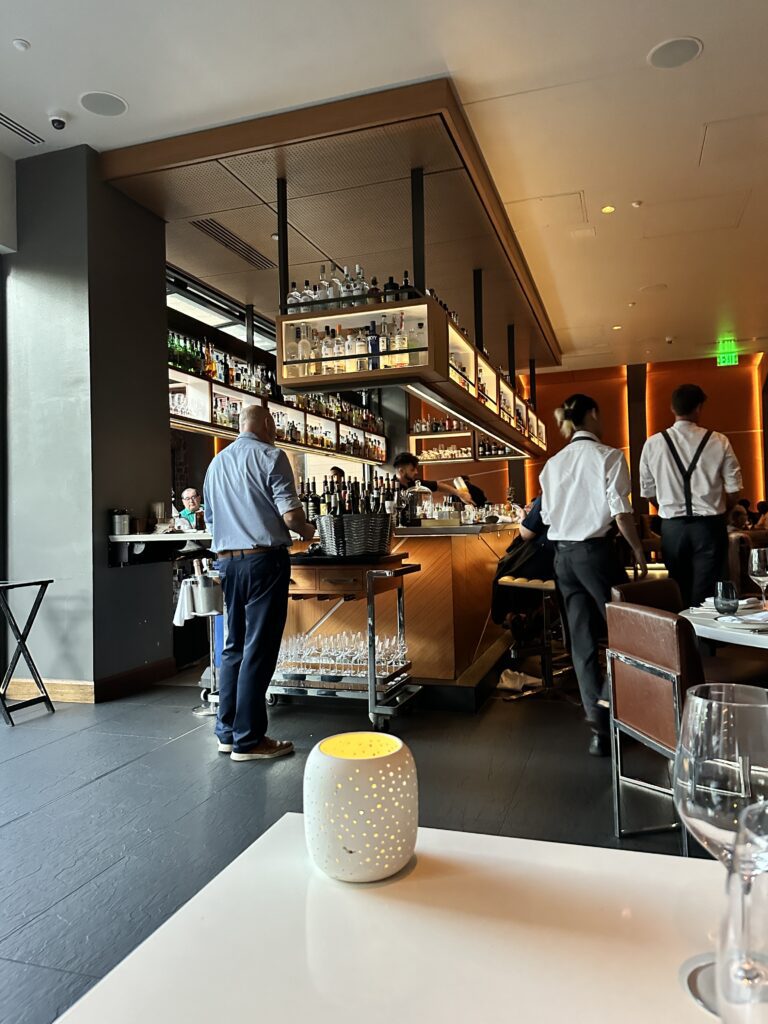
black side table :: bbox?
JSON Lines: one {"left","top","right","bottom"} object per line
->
{"left": 0, "top": 579, "right": 55, "bottom": 726}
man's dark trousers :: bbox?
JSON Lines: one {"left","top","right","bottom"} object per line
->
{"left": 660, "top": 515, "right": 728, "bottom": 608}
{"left": 215, "top": 548, "right": 290, "bottom": 752}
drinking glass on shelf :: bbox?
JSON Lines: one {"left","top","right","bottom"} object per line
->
{"left": 715, "top": 581, "right": 741, "bottom": 615}
{"left": 750, "top": 549, "right": 768, "bottom": 609}
{"left": 717, "top": 802, "right": 768, "bottom": 1022}
{"left": 673, "top": 683, "right": 768, "bottom": 1013}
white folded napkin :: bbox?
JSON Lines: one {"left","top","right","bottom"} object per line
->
{"left": 704, "top": 597, "right": 761, "bottom": 608}
{"left": 741, "top": 612, "right": 768, "bottom": 623}
{"left": 717, "top": 611, "right": 768, "bottom": 625}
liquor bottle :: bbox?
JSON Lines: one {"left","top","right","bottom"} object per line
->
{"left": 340, "top": 266, "right": 355, "bottom": 305}
{"left": 297, "top": 323, "right": 311, "bottom": 369}
{"left": 329, "top": 264, "right": 343, "bottom": 306}
{"left": 408, "top": 321, "right": 426, "bottom": 366}
{"left": 310, "top": 479, "right": 321, "bottom": 521}
{"left": 383, "top": 275, "right": 398, "bottom": 302}
{"left": 321, "top": 328, "right": 333, "bottom": 374}
{"left": 354, "top": 327, "right": 369, "bottom": 371}
{"left": 382, "top": 475, "right": 394, "bottom": 514}
{"left": 308, "top": 331, "right": 321, "bottom": 376}
{"left": 333, "top": 326, "right": 345, "bottom": 374}
{"left": 344, "top": 325, "right": 356, "bottom": 369}
{"left": 284, "top": 329, "right": 299, "bottom": 378}
{"left": 392, "top": 312, "right": 408, "bottom": 368}
{"left": 399, "top": 270, "right": 412, "bottom": 301}
{"left": 367, "top": 276, "right": 381, "bottom": 304}
{"left": 378, "top": 314, "right": 390, "bottom": 369}
{"left": 316, "top": 267, "right": 329, "bottom": 307}
{"left": 287, "top": 281, "right": 302, "bottom": 309}
{"left": 300, "top": 280, "right": 314, "bottom": 312}
{"left": 367, "top": 320, "right": 380, "bottom": 371}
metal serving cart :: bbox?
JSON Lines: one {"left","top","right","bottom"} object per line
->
{"left": 267, "top": 553, "right": 421, "bottom": 731}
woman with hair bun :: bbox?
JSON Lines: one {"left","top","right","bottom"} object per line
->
{"left": 540, "top": 393, "right": 647, "bottom": 756}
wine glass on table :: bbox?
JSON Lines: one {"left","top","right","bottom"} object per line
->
{"left": 749, "top": 549, "right": 768, "bottom": 609}
{"left": 717, "top": 801, "right": 768, "bottom": 1022}
{"left": 715, "top": 581, "right": 740, "bottom": 616}
{"left": 673, "top": 683, "right": 768, "bottom": 1014}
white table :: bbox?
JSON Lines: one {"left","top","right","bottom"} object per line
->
{"left": 56, "top": 813, "right": 719, "bottom": 1023}
{"left": 682, "top": 609, "right": 768, "bottom": 651}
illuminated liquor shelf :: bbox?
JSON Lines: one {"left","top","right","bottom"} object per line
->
{"left": 277, "top": 297, "right": 545, "bottom": 458}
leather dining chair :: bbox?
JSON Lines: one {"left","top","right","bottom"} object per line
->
{"left": 612, "top": 578, "right": 768, "bottom": 686}
{"left": 605, "top": 602, "right": 699, "bottom": 853}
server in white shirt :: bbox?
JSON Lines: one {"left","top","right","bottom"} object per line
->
{"left": 640, "top": 383, "right": 742, "bottom": 608}
{"left": 541, "top": 394, "right": 647, "bottom": 756}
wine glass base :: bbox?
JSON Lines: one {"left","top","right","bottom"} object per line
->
{"left": 678, "top": 954, "right": 718, "bottom": 1017}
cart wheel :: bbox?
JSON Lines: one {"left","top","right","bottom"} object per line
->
{"left": 200, "top": 687, "right": 211, "bottom": 703}
{"left": 265, "top": 693, "right": 277, "bottom": 707}
{"left": 371, "top": 715, "right": 390, "bottom": 733}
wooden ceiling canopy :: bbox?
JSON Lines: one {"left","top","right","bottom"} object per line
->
{"left": 101, "top": 79, "right": 561, "bottom": 369}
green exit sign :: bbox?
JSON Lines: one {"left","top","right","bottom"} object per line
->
{"left": 717, "top": 352, "right": 739, "bottom": 366}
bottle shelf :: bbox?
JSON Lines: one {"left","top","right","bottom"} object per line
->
{"left": 409, "top": 431, "right": 472, "bottom": 440}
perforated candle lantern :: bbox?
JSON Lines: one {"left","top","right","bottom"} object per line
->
{"left": 304, "top": 731, "right": 418, "bottom": 882}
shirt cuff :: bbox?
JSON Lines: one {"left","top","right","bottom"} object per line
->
{"left": 608, "top": 496, "right": 633, "bottom": 518}
{"left": 276, "top": 498, "right": 302, "bottom": 516}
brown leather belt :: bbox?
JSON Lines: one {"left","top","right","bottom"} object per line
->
{"left": 217, "top": 547, "right": 273, "bottom": 559}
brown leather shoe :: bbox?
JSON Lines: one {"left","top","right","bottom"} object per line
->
{"left": 230, "top": 737, "right": 294, "bottom": 761}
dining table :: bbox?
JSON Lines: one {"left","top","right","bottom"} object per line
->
{"left": 54, "top": 811, "right": 720, "bottom": 1023}
{"left": 681, "top": 604, "right": 768, "bottom": 651}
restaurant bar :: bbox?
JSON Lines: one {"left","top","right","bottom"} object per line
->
{"left": 3, "top": 11, "right": 768, "bottom": 1023}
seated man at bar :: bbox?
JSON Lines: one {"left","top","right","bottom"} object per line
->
{"left": 179, "top": 487, "right": 205, "bottom": 529}
{"left": 204, "top": 405, "right": 315, "bottom": 761}
{"left": 393, "top": 452, "right": 471, "bottom": 503}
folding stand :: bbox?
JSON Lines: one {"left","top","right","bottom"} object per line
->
{"left": 0, "top": 579, "right": 55, "bottom": 726}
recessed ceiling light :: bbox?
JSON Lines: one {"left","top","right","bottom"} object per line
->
{"left": 601, "top": 205, "right": 615, "bottom": 214}
{"left": 79, "top": 92, "right": 128, "bottom": 116}
{"left": 647, "top": 37, "right": 703, "bottom": 70}
{"left": 270, "top": 232, "right": 279, "bottom": 241}
{"left": 640, "top": 282, "right": 668, "bottom": 293}
{"left": 612, "top": 325, "right": 623, "bottom": 331}
{"left": 628, "top": 301, "right": 636, "bottom": 308}
{"left": 631, "top": 200, "right": 643, "bottom": 209}
{"left": 12, "top": 38, "right": 31, "bottom": 51}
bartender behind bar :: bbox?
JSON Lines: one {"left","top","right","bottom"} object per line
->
{"left": 393, "top": 452, "right": 472, "bottom": 503}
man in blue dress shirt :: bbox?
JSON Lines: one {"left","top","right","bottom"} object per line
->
{"left": 204, "top": 405, "right": 315, "bottom": 761}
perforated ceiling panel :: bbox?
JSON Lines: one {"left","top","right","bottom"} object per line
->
{"left": 166, "top": 220, "right": 257, "bottom": 277}
{"left": 220, "top": 116, "right": 462, "bottom": 202}
{"left": 113, "top": 162, "right": 261, "bottom": 220}
{"left": 213, "top": 204, "right": 328, "bottom": 266}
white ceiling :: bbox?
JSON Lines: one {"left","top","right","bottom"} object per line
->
{"left": 4, "top": 0, "right": 768, "bottom": 367}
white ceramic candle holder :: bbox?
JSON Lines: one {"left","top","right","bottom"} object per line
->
{"left": 304, "top": 731, "right": 418, "bottom": 882}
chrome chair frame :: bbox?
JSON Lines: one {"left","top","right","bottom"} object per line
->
{"left": 606, "top": 648, "right": 688, "bottom": 856}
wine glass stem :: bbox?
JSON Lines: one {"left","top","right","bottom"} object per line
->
{"left": 762, "top": 585, "right": 768, "bottom": 611}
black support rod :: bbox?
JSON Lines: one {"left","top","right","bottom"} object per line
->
{"left": 276, "top": 177, "right": 289, "bottom": 315}
{"left": 529, "top": 357, "right": 537, "bottom": 410}
{"left": 411, "top": 167, "right": 425, "bottom": 293}
{"left": 507, "top": 324, "right": 516, "bottom": 391}
{"left": 245, "top": 303, "right": 254, "bottom": 353}
{"left": 473, "top": 268, "right": 484, "bottom": 351}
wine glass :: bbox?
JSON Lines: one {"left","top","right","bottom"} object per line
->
{"left": 749, "top": 549, "right": 768, "bottom": 609}
{"left": 717, "top": 802, "right": 768, "bottom": 1021}
{"left": 673, "top": 683, "right": 768, "bottom": 1014}
{"left": 715, "top": 581, "right": 740, "bottom": 616}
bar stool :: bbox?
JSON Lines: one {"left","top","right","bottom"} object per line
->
{"left": 496, "top": 575, "right": 565, "bottom": 699}
{"left": 0, "top": 579, "right": 55, "bottom": 726}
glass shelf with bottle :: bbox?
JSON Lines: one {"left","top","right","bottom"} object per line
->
{"left": 363, "top": 431, "right": 386, "bottom": 464}
{"left": 281, "top": 392, "right": 385, "bottom": 436}
{"left": 476, "top": 352, "right": 499, "bottom": 412}
{"left": 268, "top": 402, "right": 306, "bottom": 447}
{"left": 167, "top": 331, "right": 274, "bottom": 397}
{"left": 281, "top": 303, "right": 430, "bottom": 381}
{"left": 168, "top": 369, "right": 211, "bottom": 423}
{"left": 476, "top": 435, "right": 518, "bottom": 460}
{"left": 417, "top": 441, "right": 474, "bottom": 463}
{"left": 447, "top": 323, "right": 477, "bottom": 397}
{"left": 499, "top": 377, "right": 515, "bottom": 428}
{"left": 286, "top": 264, "right": 419, "bottom": 314}
{"left": 305, "top": 412, "right": 337, "bottom": 453}
{"left": 514, "top": 396, "right": 529, "bottom": 437}
{"left": 410, "top": 413, "right": 471, "bottom": 437}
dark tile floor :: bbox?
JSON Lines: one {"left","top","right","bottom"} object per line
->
{"left": 1, "top": 684, "right": 686, "bottom": 1024}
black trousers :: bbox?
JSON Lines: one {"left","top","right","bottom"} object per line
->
{"left": 554, "top": 538, "right": 625, "bottom": 729}
{"left": 214, "top": 548, "right": 290, "bottom": 752}
{"left": 660, "top": 515, "right": 727, "bottom": 608}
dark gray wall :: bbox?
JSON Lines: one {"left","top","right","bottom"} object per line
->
{"left": 4, "top": 146, "right": 171, "bottom": 684}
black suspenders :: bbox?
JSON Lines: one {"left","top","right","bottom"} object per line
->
{"left": 660, "top": 429, "right": 712, "bottom": 516}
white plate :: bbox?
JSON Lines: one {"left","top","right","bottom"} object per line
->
{"left": 703, "top": 597, "right": 762, "bottom": 608}
{"left": 714, "top": 615, "right": 768, "bottom": 632}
